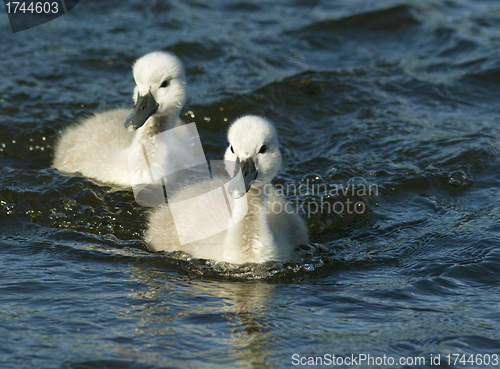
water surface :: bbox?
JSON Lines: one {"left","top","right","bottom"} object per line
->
{"left": 1, "top": 0, "right": 500, "bottom": 368}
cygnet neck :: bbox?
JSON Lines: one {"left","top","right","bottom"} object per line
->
{"left": 226, "top": 184, "right": 275, "bottom": 263}
{"left": 131, "top": 111, "right": 179, "bottom": 147}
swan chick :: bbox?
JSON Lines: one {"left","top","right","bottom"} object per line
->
{"left": 145, "top": 115, "right": 309, "bottom": 264}
{"left": 53, "top": 51, "right": 186, "bottom": 186}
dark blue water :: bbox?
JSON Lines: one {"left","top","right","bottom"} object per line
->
{"left": 1, "top": 0, "right": 500, "bottom": 368}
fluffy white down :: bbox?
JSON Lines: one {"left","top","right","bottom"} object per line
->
{"left": 145, "top": 116, "right": 309, "bottom": 264}
{"left": 52, "top": 51, "right": 186, "bottom": 186}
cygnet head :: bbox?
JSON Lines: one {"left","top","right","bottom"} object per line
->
{"left": 125, "top": 51, "right": 186, "bottom": 131}
{"left": 224, "top": 116, "right": 282, "bottom": 199}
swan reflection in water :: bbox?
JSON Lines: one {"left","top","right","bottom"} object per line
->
{"left": 123, "top": 265, "right": 277, "bottom": 368}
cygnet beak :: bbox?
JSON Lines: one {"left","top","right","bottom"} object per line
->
{"left": 124, "top": 92, "right": 159, "bottom": 131}
{"left": 227, "top": 157, "right": 258, "bottom": 199}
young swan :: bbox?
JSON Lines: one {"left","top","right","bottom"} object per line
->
{"left": 53, "top": 51, "right": 186, "bottom": 186}
{"left": 145, "top": 116, "right": 309, "bottom": 264}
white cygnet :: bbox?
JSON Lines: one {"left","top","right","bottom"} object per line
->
{"left": 53, "top": 51, "right": 186, "bottom": 186}
{"left": 145, "top": 115, "right": 309, "bottom": 264}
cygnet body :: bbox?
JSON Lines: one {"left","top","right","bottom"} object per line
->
{"left": 145, "top": 116, "right": 308, "bottom": 264}
{"left": 53, "top": 51, "right": 186, "bottom": 186}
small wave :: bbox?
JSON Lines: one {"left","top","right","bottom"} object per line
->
{"left": 222, "top": 2, "right": 263, "bottom": 12}
{"left": 135, "top": 239, "right": 396, "bottom": 283}
{"left": 466, "top": 67, "right": 500, "bottom": 83}
{"left": 170, "top": 41, "right": 225, "bottom": 62}
{"left": 290, "top": 4, "right": 420, "bottom": 39}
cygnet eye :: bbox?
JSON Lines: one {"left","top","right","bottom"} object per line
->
{"left": 160, "top": 79, "right": 170, "bottom": 88}
{"left": 258, "top": 145, "right": 267, "bottom": 154}
{"left": 230, "top": 145, "right": 234, "bottom": 154}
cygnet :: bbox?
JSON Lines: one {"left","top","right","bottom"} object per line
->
{"left": 53, "top": 51, "right": 186, "bottom": 186}
{"left": 145, "top": 115, "right": 309, "bottom": 264}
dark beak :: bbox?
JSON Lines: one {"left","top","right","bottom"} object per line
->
{"left": 227, "top": 157, "right": 258, "bottom": 199}
{"left": 124, "top": 92, "right": 159, "bottom": 131}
